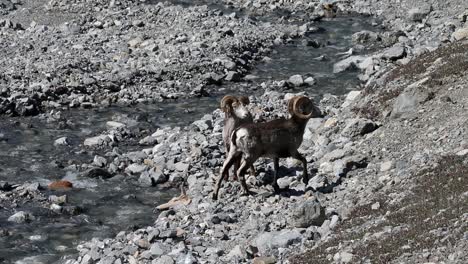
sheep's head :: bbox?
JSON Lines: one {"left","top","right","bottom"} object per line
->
{"left": 220, "top": 95, "right": 251, "bottom": 119}
{"left": 288, "top": 96, "right": 322, "bottom": 119}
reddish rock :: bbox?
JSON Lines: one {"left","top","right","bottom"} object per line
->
{"left": 48, "top": 180, "right": 73, "bottom": 190}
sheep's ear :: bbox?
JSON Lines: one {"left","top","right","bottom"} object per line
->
{"left": 238, "top": 96, "right": 250, "bottom": 105}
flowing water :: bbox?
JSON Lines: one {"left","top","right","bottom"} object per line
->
{"left": 0, "top": 2, "right": 379, "bottom": 263}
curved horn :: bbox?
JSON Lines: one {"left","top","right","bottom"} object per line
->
{"left": 238, "top": 96, "right": 250, "bottom": 105}
{"left": 220, "top": 95, "right": 238, "bottom": 113}
{"left": 291, "top": 96, "right": 314, "bottom": 119}
{"left": 288, "top": 96, "right": 300, "bottom": 115}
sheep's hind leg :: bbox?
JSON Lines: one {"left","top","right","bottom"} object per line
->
{"left": 272, "top": 157, "right": 280, "bottom": 193}
{"left": 213, "top": 149, "right": 241, "bottom": 200}
{"left": 293, "top": 151, "right": 309, "bottom": 185}
{"left": 236, "top": 157, "right": 255, "bottom": 196}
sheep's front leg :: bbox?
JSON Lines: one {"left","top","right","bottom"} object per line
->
{"left": 293, "top": 151, "right": 309, "bottom": 185}
{"left": 213, "top": 149, "right": 240, "bottom": 200}
{"left": 236, "top": 157, "right": 255, "bottom": 196}
{"left": 272, "top": 157, "right": 280, "bottom": 193}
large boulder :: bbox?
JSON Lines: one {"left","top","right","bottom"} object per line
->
{"left": 289, "top": 198, "right": 326, "bottom": 228}
{"left": 254, "top": 229, "right": 302, "bottom": 252}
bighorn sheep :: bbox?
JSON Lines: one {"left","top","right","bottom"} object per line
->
{"left": 220, "top": 95, "right": 255, "bottom": 181}
{"left": 213, "top": 96, "right": 321, "bottom": 200}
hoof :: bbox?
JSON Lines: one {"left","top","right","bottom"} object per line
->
{"left": 241, "top": 190, "right": 252, "bottom": 196}
{"left": 272, "top": 184, "right": 281, "bottom": 193}
{"left": 211, "top": 193, "right": 218, "bottom": 201}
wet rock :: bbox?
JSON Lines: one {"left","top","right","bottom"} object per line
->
{"left": 139, "top": 168, "right": 167, "bottom": 187}
{"left": 84, "top": 168, "right": 113, "bottom": 179}
{"left": 23, "top": 182, "right": 41, "bottom": 192}
{"left": 352, "top": 30, "right": 380, "bottom": 44}
{"left": 84, "top": 135, "right": 112, "bottom": 147}
{"left": 8, "top": 211, "right": 35, "bottom": 223}
{"left": 54, "top": 137, "right": 70, "bottom": 146}
{"left": 0, "top": 181, "right": 12, "bottom": 191}
{"left": 408, "top": 5, "right": 432, "bottom": 22}
{"left": 342, "top": 118, "right": 378, "bottom": 137}
{"left": 333, "top": 56, "right": 367, "bottom": 73}
{"left": 49, "top": 195, "right": 67, "bottom": 205}
{"left": 288, "top": 74, "right": 304, "bottom": 87}
{"left": 48, "top": 180, "right": 73, "bottom": 190}
{"left": 254, "top": 229, "right": 302, "bottom": 252}
{"left": 126, "top": 164, "right": 147, "bottom": 174}
{"left": 290, "top": 198, "right": 326, "bottom": 228}
{"left": 93, "top": 155, "right": 107, "bottom": 167}
{"left": 106, "top": 121, "right": 126, "bottom": 129}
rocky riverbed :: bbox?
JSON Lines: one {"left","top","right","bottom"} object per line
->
{"left": 1, "top": 0, "right": 468, "bottom": 264}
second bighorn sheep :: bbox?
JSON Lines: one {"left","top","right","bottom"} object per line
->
{"left": 213, "top": 95, "right": 321, "bottom": 200}
{"left": 220, "top": 95, "right": 255, "bottom": 181}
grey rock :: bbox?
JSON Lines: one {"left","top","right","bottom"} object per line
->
{"left": 152, "top": 256, "right": 174, "bottom": 264}
{"left": 159, "top": 229, "right": 177, "bottom": 239}
{"left": 227, "top": 245, "right": 245, "bottom": 260}
{"left": 97, "top": 256, "right": 115, "bottom": 264}
{"left": 304, "top": 77, "right": 316, "bottom": 85}
{"left": 333, "top": 56, "right": 366, "bottom": 73}
{"left": 290, "top": 199, "right": 325, "bottom": 228}
{"left": 254, "top": 229, "right": 302, "bottom": 252}
{"left": 93, "top": 155, "right": 107, "bottom": 167}
{"left": 288, "top": 75, "right": 304, "bottom": 87}
{"left": 176, "top": 253, "right": 196, "bottom": 264}
{"left": 277, "top": 177, "right": 293, "bottom": 189}
{"left": 382, "top": 46, "right": 406, "bottom": 61}
{"left": 139, "top": 168, "right": 167, "bottom": 187}
{"left": 54, "top": 137, "right": 70, "bottom": 146}
{"left": 106, "top": 121, "right": 126, "bottom": 129}
{"left": 391, "top": 79, "right": 432, "bottom": 118}
{"left": 192, "top": 119, "right": 212, "bottom": 131}
{"left": 408, "top": 5, "right": 432, "bottom": 22}
{"left": 0, "top": 181, "right": 11, "bottom": 191}
{"left": 175, "top": 162, "right": 189, "bottom": 172}
{"left": 84, "top": 135, "right": 112, "bottom": 147}
{"left": 150, "top": 242, "right": 165, "bottom": 256}
{"left": 352, "top": 30, "right": 380, "bottom": 44}
{"left": 139, "top": 136, "right": 158, "bottom": 146}
{"left": 225, "top": 71, "right": 241, "bottom": 82}
{"left": 84, "top": 168, "right": 113, "bottom": 179}
{"left": 342, "top": 118, "right": 378, "bottom": 137}
{"left": 125, "top": 164, "right": 147, "bottom": 174}
{"left": 8, "top": 211, "right": 35, "bottom": 223}
{"left": 49, "top": 195, "right": 67, "bottom": 205}
{"left": 380, "top": 160, "right": 394, "bottom": 172}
